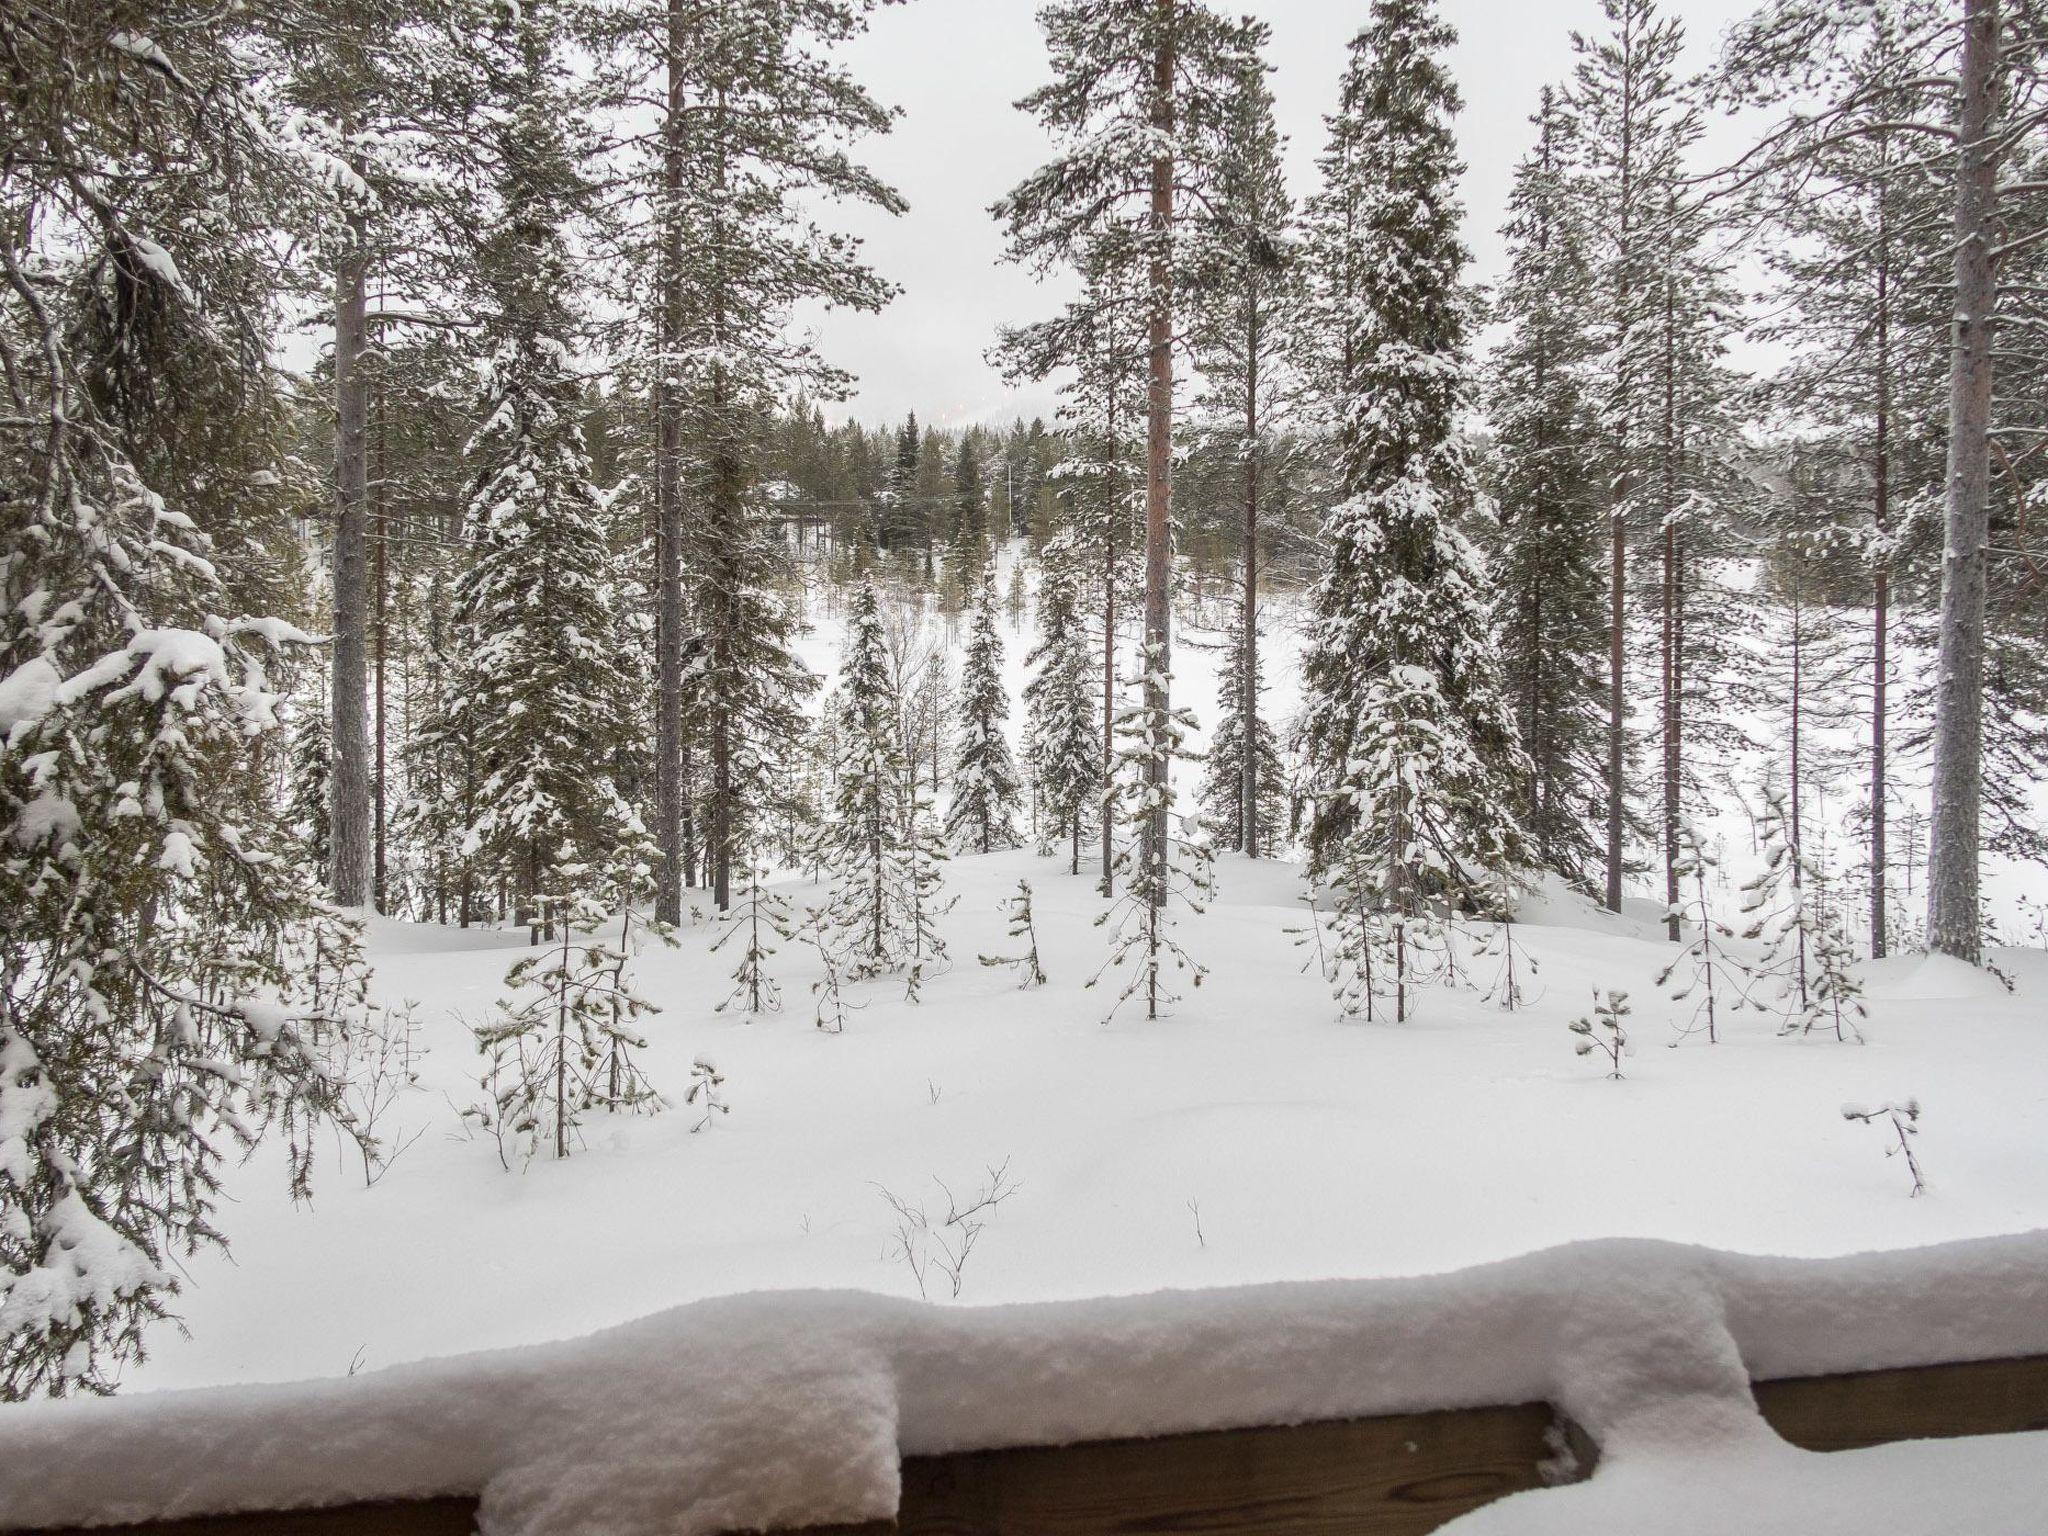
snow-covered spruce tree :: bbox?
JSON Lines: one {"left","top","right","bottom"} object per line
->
{"left": 1089, "top": 643, "right": 1216, "bottom": 1023}
{"left": 287, "top": 686, "right": 335, "bottom": 879}
{"left": 712, "top": 862, "right": 795, "bottom": 1015}
{"left": 1, "top": 1, "right": 382, "bottom": 1395}
{"left": 945, "top": 566, "right": 1022, "bottom": 854}
{"left": 432, "top": 11, "right": 640, "bottom": 936}
{"left": 899, "top": 781, "right": 953, "bottom": 1003}
{"left": 1021, "top": 545, "right": 1104, "bottom": 875}
{"left": 996, "top": 0, "right": 1267, "bottom": 907}
{"left": 1190, "top": 64, "right": 1297, "bottom": 859}
{"left": 1199, "top": 635, "right": 1287, "bottom": 858}
{"left": 1485, "top": 87, "right": 1608, "bottom": 889}
{"left": 1655, "top": 820, "right": 1747, "bottom": 1044}
{"left": 820, "top": 581, "right": 934, "bottom": 982}
{"left": 1297, "top": 0, "right": 1530, "bottom": 980}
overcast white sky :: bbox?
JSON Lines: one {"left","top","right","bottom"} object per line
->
{"left": 801, "top": 0, "right": 1761, "bottom": 431}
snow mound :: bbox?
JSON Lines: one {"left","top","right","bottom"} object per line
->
{"left": 1513, "top": 872, "right": 1672, "bottom": 939}
{"left": 1862, "top": 951, "right": 2025, "bottom": 1003}
{"left": 1, "top": 1232, "right": 2043, "bottom": 1536}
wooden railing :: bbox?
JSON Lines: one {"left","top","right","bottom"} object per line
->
{"left": 24, "top": 1354, "right": 2048, "bottom": 1536}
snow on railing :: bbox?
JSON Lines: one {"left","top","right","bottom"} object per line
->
{"left": 2, "top": 1234, "right": 2045, "bottom": 1536}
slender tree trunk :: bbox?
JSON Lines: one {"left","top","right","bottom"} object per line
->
{"left": 1142, "top": 1, "right": 1175, "bottom": 906}
{"left": 1240, "top": 283, "right": 1261, "bottom": 859}
{"left": 1926, "top": 0, "right": 1998, "bottom": 964}
{"left": 1870, "top": 191, "right": 1892, "bottom": 959}
{"left": 652, "top": 0, "right": 687, "bottom": 925}
{"left": 372, "top": 321, "right": 389, "bottom": 914}
{"left": 330, "top": 206, "right": 373, "bottom": 910}
{"left": 1101, "top": 381, "right": 1118, "bottom": 895}
{"left": 1604, "top": 14, "right": 1638, "bottom": 916}
{"left": 1660, "top": 265, "right": 1679, "bottom": 943}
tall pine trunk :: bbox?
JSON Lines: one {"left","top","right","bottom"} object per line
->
{"left": 330, "top": 207, "right": 372, "bottom": 910}
{"left": 1870, "top": 183, "right": 1892, "bottom": 959}
{"left": 652, "top": 0, "right": 688, "bottom": 925}
{"left": 1926, "top": 0, "right": 1997, "bottom": 964}
{"left": 1141, "top": 0, "right": 1174, "bottom": 906}
{"left": 1240, "top": 281, "right": 1261, "bottom": 858}
{"left": 1659, "top": 258, "right": 1679, "bottom": 943}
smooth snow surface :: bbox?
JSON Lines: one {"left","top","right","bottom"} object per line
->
{"left": 1, "top": 1233, "right": 2044, "bottom": 1536}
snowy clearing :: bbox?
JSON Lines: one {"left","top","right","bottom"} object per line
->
{"left": 114, "top": 851, "right": 2048, "bottom": 1395}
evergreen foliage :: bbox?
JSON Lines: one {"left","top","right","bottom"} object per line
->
{"left": 1297, "top": 0, "right": 1529, "bottom": 912}
{"left": 945, "top": 567, "right": 1023, "bottom": 854}
{"left": 470, "top": 885, "right": 663, "bottom": 1167}
{"left": 1088, "top": 644, "right": 1215, "bottom": 1023}
{"left": 1485, "top": 88, "right": 1607, "bottom": 887}
{"left": 1022, "top": 549, "right": 1103, "bottom": 876}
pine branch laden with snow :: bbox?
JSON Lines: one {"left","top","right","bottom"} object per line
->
{"left": 1569, "top": 989, "right": 1633, "bottom": 1080}
{"left": 944, "top": 566, "right": 1023, "bottom": 856}
{"left": 2, "top": 6, "right": 397, "bottom": 1391}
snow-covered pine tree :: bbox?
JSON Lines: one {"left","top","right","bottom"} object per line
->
{"left": 471, "top": 878, "right": 665, "bottom": 1166}
{"left": 1721, "top": 9, "right": 1953, "bottom": 961}
{"left": 1, "top": 0, "right": 388, "bottom": 1397}
{"left": 820, "top": 580, "right": 950, "bottom": 988}
{"left": 1739, "top": 777, "right": 1815, "bottom": 1019}
{"left": 945, "top": 566, "right": 1023, "bottom": 854}
{"left": 997, "top": 0, "right": 1267, "bottom": 907}
{"left": 1799, "top": 910, "right": 1870, "bottom": 1044}
{"left": 979, "top": 880, "right": 1049, "bottom": 988}
{"left": 1564, "top": 0, "right": 1696, "bottom": 913}
{"left": 432, "top": 9, "right": 640, "bottom": 936}
{"left": 288, "top": 686, "right": 335, "bottom": 879}
{"left": 712, "top": 862, "right": 795, "bottom": 1015}
{"left": 1022, "top": 545, "right": 1104, "bottom": 875}
{"left": 995, "top": 234, "right": 1145, "bottom": 891}
{"left": 1089, "top": 643, "right": 1216, "bottom": 1023}
{"left": 584, "top": 0, "right": 900, "bottom": 921}
{"left": 1569, "top": 989, "right": 1632, "bottom": 1079}
{"left": 1656, "top": 820, "right": 1747, "bottom": 1044}
{"left": 1486, "top": 87, "right": 1608, "bottom": 889}
{"left": 899, "top": 780, "right": 953, "bottom": 1003}
{"left": 1297, "top": 0, "right": 1530, "bottom": 959}
{"left": 822, "top": 581, "right": 908, "bottom": 977}
{"left": 1190, "top": 64, "right": 1296, "bottom": 859}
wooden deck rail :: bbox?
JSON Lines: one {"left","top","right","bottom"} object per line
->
{"left": 25, "top": 1354, "right": 2048, "bottom": 1536}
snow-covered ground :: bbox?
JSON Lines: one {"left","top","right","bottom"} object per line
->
{"left": 123, "top": 845, "right": 2048, "bottom": 1395}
